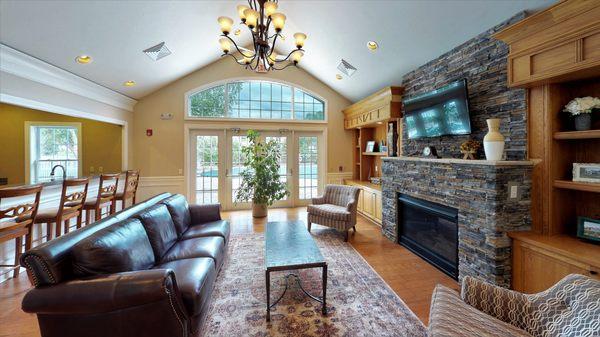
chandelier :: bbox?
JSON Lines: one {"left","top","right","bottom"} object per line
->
{"left": 217, "top": 0, "right": 306, "bottom": 72}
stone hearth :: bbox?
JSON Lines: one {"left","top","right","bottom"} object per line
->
{"left": 381, "top": 156, "right": 533, "bottom": 287}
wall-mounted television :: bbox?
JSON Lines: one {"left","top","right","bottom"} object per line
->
{"left": 404, "top": 79, "right": 471, "bottom": 139}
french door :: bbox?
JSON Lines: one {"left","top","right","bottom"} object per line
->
{"left": 190, "top": 129, "right": 323, "bottom": 210}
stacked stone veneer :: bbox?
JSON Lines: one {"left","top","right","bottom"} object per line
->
{"left": 381, "top": 157, "right": 533, "bottom": 287}
{"left": 401, "top": 12, "right": 527, "bottom": 160}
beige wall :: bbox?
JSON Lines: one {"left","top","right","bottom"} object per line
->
{"left": 133, "top": 57, "right": 354, "bottom": 177}
{"left": 0, "top": 103, "right": 123, "bottom": 185}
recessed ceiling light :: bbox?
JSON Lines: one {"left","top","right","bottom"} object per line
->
{"left": 367, "top": 41, "right": 378, "bottom": 51}
{"left": 123, "top": 80, "right": 136, "bottom": 87}
{"left": 336, "top": 74, "right": 342, "bottom": 80}
{"left": 75, "top": 55, "right": 92, "bottom": 64}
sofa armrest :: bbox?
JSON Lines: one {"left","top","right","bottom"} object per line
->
{"left": 461, "top": 276, "right": 530, "bottom": 330}
{"left": 345, "top": 198, "right": 357, "bottom": 211}
{"left": 22, "top": 269, "right": 187, "bottom": 316}
{"left": 189, "top": 203, "right": 222, "bottom": 224}
{"left": 312, "top": 196, "right": 325, "bottom": 205}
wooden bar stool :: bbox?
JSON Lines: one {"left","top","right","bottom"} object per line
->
{"left": 82, "top": 173, "right": 119, "bottom": 225}
{"left": 35, "top": 178, "right": 88, "bottom": 241}
{"left": 115, "top": 170, "right": 139, "bottom": 210}
{"left": 0, "top": 185, "right": 43, "bottom": 278}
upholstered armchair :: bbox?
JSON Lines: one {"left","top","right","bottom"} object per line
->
{"left": 428, "top": 274, "right": 600, "bottom": 337}
{"left": 307, "top": 184, "right": 361, "bottom": 241}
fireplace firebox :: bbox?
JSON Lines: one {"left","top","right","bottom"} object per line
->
{"left": 397, "top": 194, "right": 458, "bottom": 279}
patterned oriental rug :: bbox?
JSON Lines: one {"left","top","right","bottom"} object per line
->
{"left": 199, "top": 227, "right": 426, "bottom": 337}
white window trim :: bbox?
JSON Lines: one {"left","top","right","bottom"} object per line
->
{"left": 24, "top": 121, "right": 83, "bottom": 184}
{"left": 183, "top": 77, "right": 328, "bottom": 124}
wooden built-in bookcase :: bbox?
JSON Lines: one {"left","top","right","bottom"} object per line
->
{"left": 343, "top": 86, "right": 404, "bottom": 225}
{"left": 494, "top": 0, "right": 600, "bottom": 293}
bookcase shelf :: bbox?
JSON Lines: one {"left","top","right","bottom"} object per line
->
{"left": 553, "top": 130, "right": 600, "bottom": 140}
{"left": 553, "top": 180, "right": 600, "bottom": 193}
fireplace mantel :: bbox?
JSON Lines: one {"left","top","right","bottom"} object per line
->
{"left": 382, "top": 156, "right": 535, "bottom": 166}
{"left": 381, "top": 156, "right": 534, "bottom": 287}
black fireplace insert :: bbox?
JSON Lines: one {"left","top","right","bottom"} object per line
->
{"left": 397, "top": 194, "right": 458, "bottom": 279}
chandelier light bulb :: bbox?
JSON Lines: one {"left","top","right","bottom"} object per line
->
{"left": 270, "top": 13, "right": 286, "bottom": 32}
{"left": 237, "top": 5, "right": 249, "bottom": 21}
{"left": 264, "top": 1, "right": 278, "bottom": 17}
{"left": 243, "top": 8, "right": 259, "bottom": 28}
{"left": 218, "top": 16, "right": 234, "bottom": 34}
{"left": 293, "top": 32, "right": 307, "bottom": 48}
{"left": 219, "top": 38, "right": 231, "bottom": 53}
{"left": 292, "top": 50, "right": 303, "bottom": 63}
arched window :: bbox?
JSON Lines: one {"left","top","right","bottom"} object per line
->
{"left": 187, "top": 80, "right": 325, "bottom": 121}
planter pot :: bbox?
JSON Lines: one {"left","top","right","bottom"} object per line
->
{"left": 483, "top": 118, "right": 505, "bottom": 161}
{"left": 252, "top": 203, "right": 268, "bottom": 218}
{"left": 574, "top": 114, "right": 592, "bottom": 131}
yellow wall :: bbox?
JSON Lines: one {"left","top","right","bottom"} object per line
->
{"left": 0, "top": 103, "right": 123, "bottom": 184}
{"left": 133, "top": 57, "right": 354, "bottom": 176}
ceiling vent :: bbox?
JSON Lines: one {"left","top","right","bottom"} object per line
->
{"left": 143, "top": 42, "right": 171, "bottom": 61}
{"left": 337, "top": 59, "right": 357, "bottom": 77}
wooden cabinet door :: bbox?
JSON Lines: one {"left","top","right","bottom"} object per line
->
{"left": 357, "top": 188, "right": 364, "bottom": 212}
{"left": 363, "top": 191, "right": 374, "bottom": 216}
{"left": 517, "top": 245, "right": 589, "bottom": 293}
{"left": 374, "top": 192, "right": 382, "bottom": 221}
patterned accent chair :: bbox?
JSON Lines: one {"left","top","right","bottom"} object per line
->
{"left": 428, "top": 274, "right": 600, "bottom": 337}
{"left": 307, "top": 184, "right": 361, "bottom": 242}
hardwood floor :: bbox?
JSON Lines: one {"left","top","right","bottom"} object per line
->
{"left": 0, "top": 207, "right": 457, "bottom": 337}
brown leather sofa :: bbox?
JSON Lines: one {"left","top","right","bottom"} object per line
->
{"left": 20, "top": 193, "right": 230, "bottom": 337}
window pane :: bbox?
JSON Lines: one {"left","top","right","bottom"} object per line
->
{"left": 33, "top": 126, "right": 79, "bottom": 183}
{"left": 189, "top": 85, "right": 226, "bottom": 117}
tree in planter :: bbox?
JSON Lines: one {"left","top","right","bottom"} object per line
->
{"left": 235, "top": 130, "right": 289, "bottom": 217}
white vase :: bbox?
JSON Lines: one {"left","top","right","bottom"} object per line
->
{"left": 483, "top": 118, "right": 505, "bottom": 161}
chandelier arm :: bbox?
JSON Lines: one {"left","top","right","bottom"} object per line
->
{"left": 268, "top": 34, "right": 279, "bottom": 57}
{"left": 223, "top": 34, "right": 255, "bottom": 59}
{"left": 274, "top": 48, "right": 304, "bottom": 63}
{"left": 270, "top": 62, "right": 297, "bottom": 71}
{"left": 222, "top": 53, "right": 244, "bottom": 64}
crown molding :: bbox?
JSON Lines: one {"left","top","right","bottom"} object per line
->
{"left": 0, "top": 44, "right": 137, "bottom": 111}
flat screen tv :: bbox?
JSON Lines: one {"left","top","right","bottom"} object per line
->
{"left": 404, "top": 79, "right": 471, "bottom": 139}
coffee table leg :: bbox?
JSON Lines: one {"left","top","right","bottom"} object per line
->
{"left": 266, "top": 270, "right": 271, "bottom": 321}
{"left": 322, "top": 264, "right": 327, "bottom": 315}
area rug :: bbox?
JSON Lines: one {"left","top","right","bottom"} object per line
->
{"left": 199, "top": 226, "right": 426, "bottom": 337}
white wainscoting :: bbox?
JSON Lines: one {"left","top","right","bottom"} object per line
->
{"left": 326, "top": 172, "right": 354, "bottom": 185}
{"left": 136, "top": 176, "right": 186, "bottom": 201}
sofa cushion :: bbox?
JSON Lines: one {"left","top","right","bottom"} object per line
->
{"left": 307, "top": 204, "right": 350, "bottom": 221}
{"left": 161, "top": 194, "right": 192, "bottom": 237}
{"left": 135, "top": 204, "right": 178, "bottom": 261}
{"left": 181, "top": 220, "right": 231, "bottom": 243}
{"left": 428, "top": 285, "right": 532, "bottom": 337}
{"left": 162, "top": 237, "right": 225, "bottom": 270}
{"left": 153, "top": 258, "right": 216, "bottom": 317}
{"left": 71, "top": 218, "right": 155, "bottom": 277}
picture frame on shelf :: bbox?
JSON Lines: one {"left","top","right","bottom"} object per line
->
{"left": 577, "top": 217, "right": 600, "bottom": 243}
{"left": 365, "top": 141, "right": 376, "bottom": 153}
{"left": 572, "top": 163, "right": 600, "bottom": 183}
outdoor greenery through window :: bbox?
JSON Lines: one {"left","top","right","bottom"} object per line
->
{"left": 31, "top": 125, "right": 79, "bottom": 183}
{"left": 188, "top": 80, "right": 325, "bottom": 121}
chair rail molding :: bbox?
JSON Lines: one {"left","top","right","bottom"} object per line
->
{"left": 327, "top": 172, "right": 354, "bottom": 185}
{"left": 137, "top": 176, "right": 186, "bottom": 201}
{"left": 0, "top": 44, "right": 137, "bottom": 111}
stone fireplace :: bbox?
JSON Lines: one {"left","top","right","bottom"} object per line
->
{"left": 381, "top": 156, "right": 533, "bottom": 287}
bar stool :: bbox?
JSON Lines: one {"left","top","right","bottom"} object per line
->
{"left": 82, "top": 173, "right": 119, "bottom": 224}
{"left": 0, "top": 185, "right": 43, "bottom": 278}
{"left": 115, "top": 170, "right": 139, "bottom": 210}
{"left": 35, "top": 178, "right": 88, "bottom": 241}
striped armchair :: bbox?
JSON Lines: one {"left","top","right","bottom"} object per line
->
{"left": 307, "top": 184, "right": 361, "bottom": 241}
{"left": 428, "top": 274, "right": 600, "bottom": 337}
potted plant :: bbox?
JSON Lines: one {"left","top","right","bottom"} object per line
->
{"left": 235, "top": 130, "right": 289, "bottom": 217}
{"left": 563, "top": 96, "right": 600, "bottom": 131}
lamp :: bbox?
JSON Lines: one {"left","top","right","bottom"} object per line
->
{"left": 270, "top": 13, "right": 286, "bottom": 32}
{"left": 217, "top": 16, "right": 233, "bottom": 35}
{"left": 293, "top": 33, "right": 307, "bottom": 49}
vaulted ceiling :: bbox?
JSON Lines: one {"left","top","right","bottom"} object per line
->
{"left": 0, "top": 0, "right": 553, "bottom": 103}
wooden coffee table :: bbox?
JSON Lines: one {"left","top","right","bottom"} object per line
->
{"left": 265, "top": 221, "right": 327, "bottom": 321}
